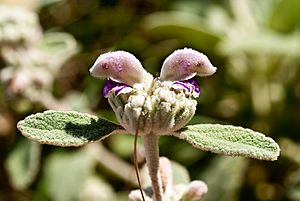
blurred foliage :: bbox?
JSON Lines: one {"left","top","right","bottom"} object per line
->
{"left": 0, "top": 0, "right": 299, "bottom": 201}
{"left": 199, "top": 156, "right": 247, "bottom": 201}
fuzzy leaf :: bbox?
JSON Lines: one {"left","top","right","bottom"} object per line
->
{"left": 17, "top": 110, "right": 124, "bottom": 147}
{"left": 172, "top": 124, "right": 280, "bottom": 161}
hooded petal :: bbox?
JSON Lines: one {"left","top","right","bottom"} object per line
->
{"left": 160, "top": 48, "right": 217, "bottom": 81}
{"left": 90, "top": 51, "right": 152, "bottom": 86}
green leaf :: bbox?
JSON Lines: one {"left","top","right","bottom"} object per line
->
{"left": 269, "top": 0, "right": 300, "bottom": 32}
{"left": 143, "top": 11, "right": 221, "bottom": 53}
{"left": 218, "top": 31, "right": 300, "bottom": 58}
{"left": 38, "top": 32, "right": 78, "bottom": 57}
{"left": 199, "top": 156, "right": 247, "bottom": 201}
{"left": 42, "top": 148, "right": 96, "bottom": 201}
{"left": 172, "top": 124, "right": 280, "bottom": 161}
{"left": 287, "top": 168, "right": 300, "bottom": 201}
{"left": 6, "top": 139, "right": 41, "bottom": 190}
{"left": 80, "top": 175, "right": 116, "bottom": 201}
{"left": 17, "top": 110, "right": 124, "bottom": 147}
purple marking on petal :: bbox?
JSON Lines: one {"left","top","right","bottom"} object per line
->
{"left": 184, "top": 78, "right": 200, "bottom": 94}
{"left": 102, "top": 79, "right": 131, "bottom": 98}
{"left": 173, "top": 78, "right": 200, "bottom": 97}
{"left": 174, "top": 81, "right": 191, "bottom": 92}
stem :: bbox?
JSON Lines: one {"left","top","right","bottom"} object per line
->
{"left": 141, "top": 134, "right": 163, "bottom": 201}
{"left": 134, "top": 126, "right": 145, "bottom": 201}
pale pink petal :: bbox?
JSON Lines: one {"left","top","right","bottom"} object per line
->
{"left": 90, "top": 51, "right": 152, "bottom": 86}
{"left": 160, "top": 48, "right": 217, "bottom": 81}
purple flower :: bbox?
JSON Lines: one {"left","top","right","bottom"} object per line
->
{"left": 90, "top": 48, "right": 216, "bottom": 134}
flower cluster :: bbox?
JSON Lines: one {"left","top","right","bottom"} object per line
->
{"left": 90, "top": 48, "right": 216, "bottom": 135}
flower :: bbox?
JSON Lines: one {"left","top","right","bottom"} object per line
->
{"left": 90, "top": 48, "right": 216, "bottom": 135}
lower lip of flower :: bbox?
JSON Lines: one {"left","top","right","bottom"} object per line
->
{"left": 103, "top": 78, "right": 200, "bottom": 98}
{"left": 173, "top": 78, "right": 200, "bottom": 97}
{"left": 102, "top": 79, "right": 132, "bottom": 98}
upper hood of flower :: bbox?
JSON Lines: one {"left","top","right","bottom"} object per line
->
{"left": 89, "top": 51, "right": 153, "bottom": 87}
{"left": 90, "top": 48, "right": 216, "bottom": 89}
{"left": 160, "top": 48, "right": 217, "bottom": 81}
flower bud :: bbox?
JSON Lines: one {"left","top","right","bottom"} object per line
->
{"left": 90, "top": 51, "right": 153, "bottom": 87}
{"left": 128, "top": 190, "right": 152, "bottom": 201}
{"left": 160, "top": 48, "right": 217, "bottom": 81}
{"left": 181, "top": 180, "right": 208, "bottom": 201}
{"left": 159, "top": 157, "right": 173, "bottom": 195}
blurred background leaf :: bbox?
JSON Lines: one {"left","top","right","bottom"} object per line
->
{"left": 199, "top": 156, "right": 247, "bottom": 201}
{"left": 5, "top": 139, "right": 41, "bottom": 190}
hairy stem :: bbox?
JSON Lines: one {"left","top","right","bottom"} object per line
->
{"left": 141, "top": 134, "right": 163, "bottom": 201}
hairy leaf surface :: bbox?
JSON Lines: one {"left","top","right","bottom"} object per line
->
{"left": 172, "top": 124, "right": 280, "bottom": 161}
{"left": 17, "top": 110, "right": 124, "bottom": 147}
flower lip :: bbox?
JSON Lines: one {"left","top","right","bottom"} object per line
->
{"left": 160, "top": 48, "right": 217, "bottom": 82}
{"left": 173, "top": 78, "right": 200, "bottom": 97}
{"left": 102, "top": 79, "right": 132, "bottom": 98}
